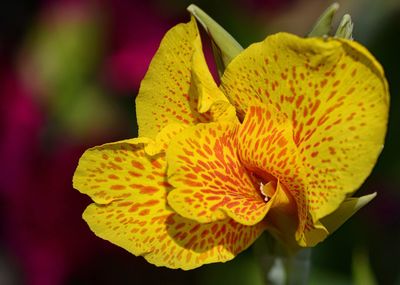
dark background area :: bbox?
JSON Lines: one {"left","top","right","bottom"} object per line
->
{"left": 0, "top": 0, "right": 399, "bottom": 284}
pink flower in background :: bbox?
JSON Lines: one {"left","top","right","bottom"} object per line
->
{"left": 0, "top": 65, "right": 100, "bottom": 285}
{"left": 0, "top": 66, "right": 42, "bottom": 195}
{"left": 5, "top": 145, "right": 100, "bottom": 285}
{"left": 102, "top": 0, "right": 219, "bottom": 92}
{"left": 103, "top": 1, "right": 173, "bottom": 91}
{"left": 0, "top": 2, "right": 176, "bottom": 283}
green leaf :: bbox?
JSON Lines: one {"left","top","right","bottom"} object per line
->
{"left": 320, "top": 193, "right": 376, "bottom": 234}
{"left": 187, "top": 4, "right": 243, "bottom": 76}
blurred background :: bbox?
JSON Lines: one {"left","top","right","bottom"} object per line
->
{"left": 0, "top": 0, "right": 399, "bottom": 284}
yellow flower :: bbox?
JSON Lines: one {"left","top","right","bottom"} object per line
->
{"left": 73, "top": 16, "right": 389, "bottom": 269}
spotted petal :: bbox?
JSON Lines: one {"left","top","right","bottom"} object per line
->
{"left": 167, "top": 122, "right": 271, "bottom": 226}
{"left": 84, "top": 203, "right": 266, "bottom": 269}
{"left": 144, "top": 123, "right": 187, "bottom": 156}
{"left": 237, "top": 104, "right": 328, "bottom": 246}
{"left": 221, "top": 32, "right": 389, "bottom": 223}
{"left": 136, "top": 17, "right": 235, "bottom": 140}
{"left": 73, "top": 139, "right": 161, "bottom": 204}
{"left": 237, "top": 104, "right": 301, "bottom": 189}
{"left": 73, "top": 140, "right": 265, "bottom": 269}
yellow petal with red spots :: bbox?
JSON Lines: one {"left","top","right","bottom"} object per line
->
{"left": 237, "top": 104, "right": 328, "bottom": 246}
{"left": 84, "top": 203, "right": 266, "bottom": 269}
{"left": 74, "top": 139, "right": 266, "bottom": 269}
{"left": 136, "top": 17, "right": 236, "bottom": 140}
{"left": 221, "top": 32, "right": 388, "bottom": 224}
{"left": 73, "top": 139, "right": 166, "bottom": 204}
{"left": 167, "top": 122, "right": 271, "bottom": 226}
{"left": 144, "top": 123, "right": 187, "bottom": 156}
{"left": 135, "top": 17, "right": 197, "bottom": 138}
{"left": 237, "top": 104, "right": 301, "bottom": 189}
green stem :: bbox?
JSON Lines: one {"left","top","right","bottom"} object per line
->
{"left": 254, "top": 233, "right": 311, "bottom": 285}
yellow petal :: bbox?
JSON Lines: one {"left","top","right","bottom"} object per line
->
{"left": 136, "top": 16, "right": 236, "bottom": 140}
{"left": 221, "top": 32, "right": 388, "bottom": 222}
{"left": 263, "top": 181, "right": 328, "bottom": 250}
{"left": 73, "top": 139, "right": 161, "bottom": 204}
{"left": 237, "top": 104, "right": 328, "bottom": 246}
{"left": 191, "top": 39, "right": 230, "bottom": 114}
{"left": 236, "top": 104, "right": 303, "bottom": 228}
{"left": 237, "top": 104, "right": 301, "bottom": 190}
{"left": 144, "top": 123, "right": 187, "bottom": 156}
{"left": 321, "top": 192, "right": 377, "bottom": 234}
{"left": 74, "top": 139, "right": 265, "bottom": 269}
{"left": 189, "top": 36, "right": 238, "bottom": 123}
{"left": 167, "top": 122, "right": 271, "bottom": 226}
{"left": 264, "top": 181, "right": 301, "bottom": 252}
{"left": 136, "top": 17, "right": 196, "bottom": 138}
{"left": 84, "top": 203, "right": 266, "bottom": 269}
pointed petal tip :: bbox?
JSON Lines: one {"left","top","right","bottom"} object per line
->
{"left": 355, "top": 192, "right": 377, "bottom": 208}
{"left": 321, "top": 192, "right": 377, "bottom": 234}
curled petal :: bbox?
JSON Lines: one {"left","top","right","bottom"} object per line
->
{"left": 237, "top": 104, "right": 328, "bottom": 246}
{"left": 167, "top": 122, "right": 271, "bottom": 226}
{"left": 189, "top": 41, "right": 238, "bottom": 124}
{"left": 264, "top": 181, "right": 301, "bottom": 252}
{"left": 190, "top": 39, "right": 233, "bottom": 116}
{"left": 237, "top": 104, "right": 301, "bottom": 188}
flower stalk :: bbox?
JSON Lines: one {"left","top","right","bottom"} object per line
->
{"left": 254, "top": 234, "right": 311, "bottom": 285}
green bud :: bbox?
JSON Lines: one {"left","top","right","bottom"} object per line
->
{"left": 335, "top": 14, "right": 354, "bottom": 39}
{"left": 187, "top": 4, "right": 243, "bottom": 76}
{"left": 308, "top": 2, "right": 339, "bottom": 37}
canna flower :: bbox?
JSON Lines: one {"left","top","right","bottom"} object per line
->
{"left": 73, "top": 12, "right": 388, "bottom": 269}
